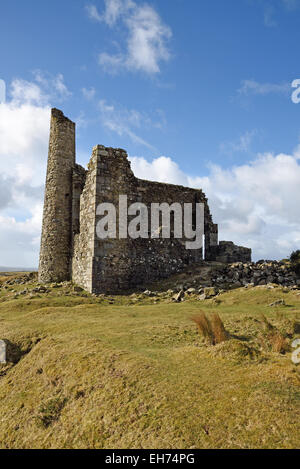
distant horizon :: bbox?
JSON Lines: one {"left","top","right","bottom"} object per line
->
{"left": 0, "top": 266, "right": 38, "bottom": 272}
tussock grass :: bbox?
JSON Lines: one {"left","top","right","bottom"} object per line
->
{"left": 191, "top": 312, "right": 228, "bottom": 345}
{"left": 259, "top": 314, "right": 291, "bottom": 354}
{"left": 269, "top": 332, "right": 289, "bottom": 354}
{"left": 191, "top": 312, "right": 214, "bottom": 343}
{"left": 211, "top": 312, "right": 229, "bottom": 344}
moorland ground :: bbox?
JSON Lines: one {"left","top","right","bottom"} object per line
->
{"left": 0, "top": 271, "right": 299, "bottom": 449}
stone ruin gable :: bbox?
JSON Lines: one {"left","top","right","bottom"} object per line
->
{"left": 135, "top": 178, "right": 218, "bottom": 260}
{"left": 38, "top": 108, "right": 76, "bottom": 283}
{"left": 71, "top": 145, "right": 218, "bottom": 294}
{"left": 106, "top": 179, "right": 218, "bottom": 294}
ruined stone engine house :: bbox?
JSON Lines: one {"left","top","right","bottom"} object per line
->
{"left": 38, "top": 109, "right": 251, "bottom": 293}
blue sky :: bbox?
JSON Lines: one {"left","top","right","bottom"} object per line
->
{"left": 0, "top": 0, "right": 300, "bottom": 266}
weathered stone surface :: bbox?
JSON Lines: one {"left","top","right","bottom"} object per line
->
{"left": 186, "top": 288, "right": 196, "bottom": 294}
{"left": 161, "top": 260, "right": 300, "bottom": 294}
{"left": 269, "top": 299, "right": 286, "bottom": 307}
{"left": 203, "top": 286, "right": 218, "bottom": 298}
{"left": 38, "top": 109, "right": 75, "bottom": 283}
{"left": 173, "top": 290, "right": 185, "bottom": 302}
{"left": 197, "top": 294, "right": 206, "bottom": 301}
{"left": 210, "top": 241, "right": 251, "bottom": 264}
{"left": 38, "top": 109, "right": 252, "bottom": 294}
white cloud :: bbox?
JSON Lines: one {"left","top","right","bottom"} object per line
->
{"left": 53, "top": 73, "right": 72, "bottom": 98}
{"left": 0, "top": 74, "right": 70, "bottom": 267}
{"left": 101, "top": 0, "right": 124, "bottom": 25}
{"left": 264, "top": 5, "right": 277, "bottom": 27}
{"left": 0, "top": 101, "right": 50, "bottom": 183}
{"left": 87, "top": 0, "right": 172, "bottom": 74}
{"left": 10, "top": 79, "right": 49, "bottom": 106}
{"left": 86, "top": 1, "right": 133, "bottom": 25}
{"left": 0, "top": 204, "right": 43, "bottom": 268}
{"left": 0, "top": 175, "right": 14, "bottom": 210}
{"left": 130, "top": 155, "right": 187, "bottom": 184}
{"left": 238, "top": 79, "right": 290, "bottom": 96}
{"left": 33, "top": 70, "right": 72, "bottom": 100}
{"left": 98, "top": 53, "right": 125, "bottom": 72}
{"left": 129, "top": 149, "right": 300, "bottom": 261}
{"left": 125, "top": 4, "right": 172, "bottom": 74}
{"left": 281, "top": 0, "right": 299, "bottom": 10}
{"left": 254, "top": 0, "right": 300, "bottom": 28}
{"left": 99, "top": 99, "right": 164, "bottom": 149}
{"left": 82, "top": 87, "right": 96, "bottom": 100}
{"left": 85, "top": 4, "right": 103, "bottom": 22}
{"left": 219, "top": 130, "right": 257, "bottom": 155}
{"left": 0, "top": 79, "right": 5, "bottom": 104}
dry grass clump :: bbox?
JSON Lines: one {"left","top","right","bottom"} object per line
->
{"left": 259, "top": 314, "right": 290, "bottom": 354}
{"left": 191, "top": 312, "right": 213, "bottom": 342}
{"left": 211, "top": 313, "right": 229, "bottom": 344}
{"left": 269, "top": 332, "right": 289, "bottom": 354}
{"left": 191, "top": 312, "right": 228, "bottom": 345}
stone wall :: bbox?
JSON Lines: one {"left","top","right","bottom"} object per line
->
{"left": 39, "top": 109, "right": 252, "bottom": 293}
{"left": 72, "top": 148, "right": 98, "bottom": 292}
{"left": 201, "top": 260, "right": 300, "bottom": 290}
{"left": 135, "top": 179, "right": 218, "bottom": 259}
{"left": 210, "top": 241, "right": 252, "bottom": 264}
{"left": 72, "top": 145, "right": 220, "bottom": 293}
{"left": 38, "top": 109, "right": 75, "bottom": 283}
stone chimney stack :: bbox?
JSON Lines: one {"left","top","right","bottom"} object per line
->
{"left": 38, "top": 108, "right": 76, "bottom": 283}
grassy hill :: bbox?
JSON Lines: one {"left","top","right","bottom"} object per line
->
{"left": 0, "top": 273, "right": 299, "bottom": 449}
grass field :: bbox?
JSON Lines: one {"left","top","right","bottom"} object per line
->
{"left": 0, "top": 273, "right": 299, "bottom": 449}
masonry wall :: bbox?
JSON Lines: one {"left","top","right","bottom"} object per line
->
{"left": 38, "top": 109, "right": 75, "bottom": 283}
{"left": 72, "top": 145, "right": 219, "bottom": 293}
{"left": 72, "top": 148, "right": 98, "bottom": 292}
{"left": 39, "top": 109, "right": 251, "bottom": 293}
{"left": 211, "top": 241, "right": 251, "bottom": 264}
{"left": 135, "top": 179, "right": 218, "bottom": 259}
